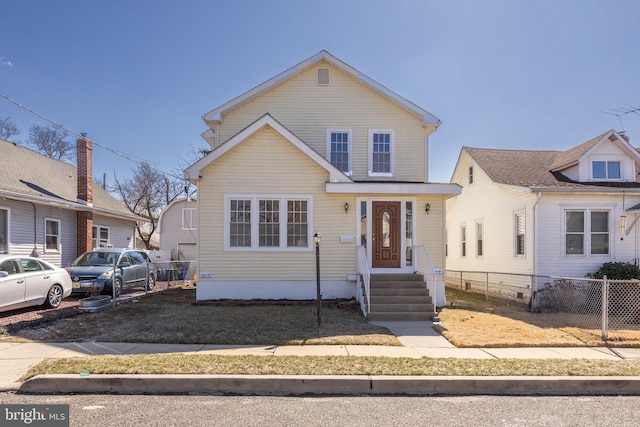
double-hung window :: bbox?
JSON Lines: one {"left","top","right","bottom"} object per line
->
{"left": 476, "top": 222, "right": 483, "bottom": 257}
{"left": 515, "top": 212, "right": 525, "bottom": 256}
{"left": 45, "top": 218, "right": 60, "bottom": 252}
{"left": 592, "top": 161, "right": 621, "bottom": 180}
{"left": 92, "top": 226, "right": 110, "bottom": 248}
{"left": 461, "top": 226, "right": 467, "bottom": 257}
{"left": 565, "top": 209, "right": 610, "bottom": 255}
{"left": 369, "top": 129, "right": 394, "bottom": 176}
{"left": 0, "top": 208, "right": 7, "bottom": 254}
{"left": 326, "top": 129, "right": 352, "bottom": 175}
{"left": 227, "top": 196, "right": 311, "bottom": 250}
{"left": 182, "top": 208, "right": 196, "bottom": 230}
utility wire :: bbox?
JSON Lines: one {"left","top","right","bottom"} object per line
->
{"left": 0, "top": 92, "right": 187, "bottom": 181}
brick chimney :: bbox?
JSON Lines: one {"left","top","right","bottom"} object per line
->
{"left": 76, "top": 134, "right": 93, "bottom": 256}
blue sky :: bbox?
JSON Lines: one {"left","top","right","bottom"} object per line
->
{"left": 1, "top": 0, "right": 639, "bottom": 184}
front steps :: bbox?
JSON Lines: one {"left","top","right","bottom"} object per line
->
{"left": 364, "top": 273, "right": 436, "bottom": 321}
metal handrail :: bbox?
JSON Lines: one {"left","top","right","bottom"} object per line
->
{"left": 356, "top": 246, "right": 371, "bottom": 315}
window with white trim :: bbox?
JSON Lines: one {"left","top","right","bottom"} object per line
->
{"left": 45, "top": 218, "right": 60, "bottom": 252}
{"left": 227, "top": 196, "right": 311, "bottom": 250}
{"left": 182, "top": 208, "right": 196, "bottom": 230}
{"left": 461, "top": 225, "right": 467, "bottom": 257}
{"left": 369, "top": 129, "right": 394, "bottom": 176}
{"left": 565, "top": 209, "right": 610, "bottom": 255}
{"left": 592, "top": 161, "right": 621, "bottom": 180}
{"left": 316, "top": 67, "right": 330, "bottom": 85}
{"left": 476, "top": 222, "right": 483, "bottom": 257}
{"left": 0, "top": 208, "right": 7, "bottom": 254}
{"left": 326, "top": 129, "right": 352, "bottom": 174}
{"left": 515, "top": 212, "right": 525, "bottom": 256}
{"left": 92, "top": 225, "right": 110, "bottom": 248}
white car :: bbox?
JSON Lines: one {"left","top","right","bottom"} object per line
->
{"left": 0, "top": 256, "right": 72, "bottom": 313}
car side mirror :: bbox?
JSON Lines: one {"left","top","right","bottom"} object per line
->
{"left": 0, "top": 271, "right": 8, "bottom": 278}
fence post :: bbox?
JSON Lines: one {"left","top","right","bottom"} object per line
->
{"left": 459, "top": 272, "right": 463, "bottom": 296}
{"left": 601, "top": 275, "right": 609, "bottom": 341}
{"left": 486, "top": 272, "right": 489, "bottom": 302}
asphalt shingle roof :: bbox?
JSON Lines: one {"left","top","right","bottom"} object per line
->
{"left": 464, "top": 130, "right": 640, "bottom": 190}
{"left": 0, "top": 139, "right": 139, "bottom": 218}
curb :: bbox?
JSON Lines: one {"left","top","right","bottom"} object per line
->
{"left": 19, "top": 374, "right": 640, "bottom": 396}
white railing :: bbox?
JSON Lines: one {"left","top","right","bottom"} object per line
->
{"left": 356, "top": 246, "right": 371, "bottom": 316}
{"left": 414, "top": 245, "right": 443, "bottom": 311}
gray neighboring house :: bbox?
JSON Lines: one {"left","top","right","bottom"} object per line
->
{"left": 0, "top": 137, "right": 145, "bottom": 267}
{"left": 157, "top": 197, "right": 197, "bottom": 262}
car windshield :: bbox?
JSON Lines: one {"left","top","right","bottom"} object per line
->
{"left": 72, "top": 251, "right": 118, "bottom": 266}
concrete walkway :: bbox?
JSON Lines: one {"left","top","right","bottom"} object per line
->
{"left": 1, "top": 321, "right": 640, "bottom": 395}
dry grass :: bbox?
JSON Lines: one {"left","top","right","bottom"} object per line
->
{"left": 436, "top": 289, "right": 640, "bottom": 347}
{"left": 8, "top": 288, "right": 399, "bottom": 346}
{"left": 26, "top": 354, "right": 640, "bottom": 378}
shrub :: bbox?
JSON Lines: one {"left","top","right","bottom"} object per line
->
{"left": 588, "top": 262, "right": 640, "bottom": 280}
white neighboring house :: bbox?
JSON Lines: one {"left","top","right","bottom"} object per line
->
{"left": 185, "top": 51, "right": 461, "bottom": 318}
{"left": 447, "top": 130, "right": 640, "bottom": 290}
{"left": 158, "top": 197, "right": 198, "bottom": 261}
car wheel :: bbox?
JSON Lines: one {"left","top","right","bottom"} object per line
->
{"left": 146, "top": 274, "right": 155, "bottom": 291}
{"left": 43, "top": 284, "right": 63, "bottom": 309}
{"left": 114, "top": 277, "right": 123, "bottom": 297}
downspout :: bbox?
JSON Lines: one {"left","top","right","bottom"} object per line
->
{"left": 532, "top": 192, "right": 542, "bottom": 276}
{"left": 29, "top": 201, "right": 39, "bottom": 257}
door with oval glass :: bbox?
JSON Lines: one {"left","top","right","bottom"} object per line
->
{"left": 372, "top": 201, "right": 401, "bottom": 268}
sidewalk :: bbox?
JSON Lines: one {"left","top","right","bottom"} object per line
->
{"left": 1, "top": 321, "right": 639, "bottom": 395}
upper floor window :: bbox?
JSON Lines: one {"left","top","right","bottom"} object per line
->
{"left": 45, "top": 218, "right": 60, "bottom": 252}
{"left": 592, "top": 161, "right": 621, "bottom": 180}
{"left": 227, "top": 195, "right": 311, "bottom": 251}
{"left": 316, "top": 68, "right": 330, "bottom": 85}
{"left": 182, "top": 208, "right": 196, "bottom": 230}
{"left": 326, "top": 129, "right": 352, "bottom": 174}
{"left": 369, "top": 129, "right": 394, "bottom": 176}
{"left": 92, "top": 226, "right": 110, "bottom": 248}
{"left": 565, "top": 209, "right": 610, "bottom": 255}
{"left": 469, "top": 166, "right": 474, "bottom": 184}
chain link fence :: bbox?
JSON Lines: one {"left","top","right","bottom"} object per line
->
{"left": 446, "top": 270, "right": 640, "bottom": 342}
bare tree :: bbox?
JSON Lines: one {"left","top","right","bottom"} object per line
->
{"left": 28, "top": 124, "right": 73, "bottom": 161}
{"left": 112, "top": 162, "right": 184, "bottom": 250}
{"left": 0, "top": 116, "right": 20, "bottom": 141}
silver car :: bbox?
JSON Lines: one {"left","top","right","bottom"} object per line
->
{"left": 0, "top": 256, "right": 72, "bottom": 313}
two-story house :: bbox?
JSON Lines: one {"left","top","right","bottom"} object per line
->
{"left": 186, "top": 51, "right": 461, "bottom": 319}
{"left": 447, "top": 130, "right": 640, "bottom": 294}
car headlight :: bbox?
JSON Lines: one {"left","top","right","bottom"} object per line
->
{"left": 97, "top": 270, "right": 114, "bottom": 280}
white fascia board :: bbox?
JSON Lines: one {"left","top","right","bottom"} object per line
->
{"left": 530, "top": 186, "right": 640, "bottom": 194}
{"left": 326, "top": 182, "right": 461, "bottom": 195}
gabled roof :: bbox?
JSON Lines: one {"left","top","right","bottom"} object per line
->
{"left": 202, "top": 50, "right": 441, "bottom": 127}
{"left": 0, "top": 139, "right": 144, "bottom": 221}
{"left": 186, "top": 113, "right": 353, "bottom": 183}
{"left": 462, "top": 130, "right": 640, "bottom": 191}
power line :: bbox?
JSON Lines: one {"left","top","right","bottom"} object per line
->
{"left": 0, "top": 92, "right": 186, "bottom": 181}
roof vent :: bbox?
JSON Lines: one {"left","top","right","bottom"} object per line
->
{"left": 316, "top": 68, "right": 330, "bottom": 85}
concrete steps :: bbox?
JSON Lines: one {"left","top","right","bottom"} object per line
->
{"left": 364, "top": 273, "right": 435, "bottom": 321}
